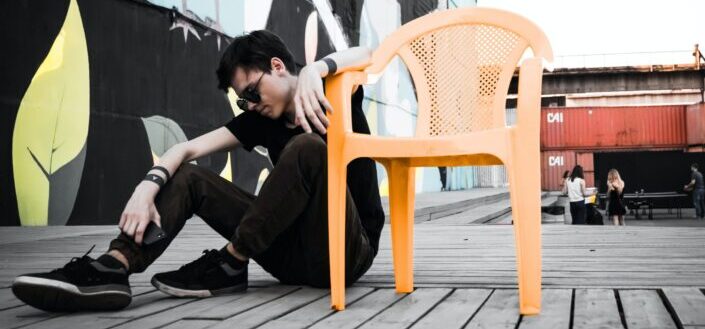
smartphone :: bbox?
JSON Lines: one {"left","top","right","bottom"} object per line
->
{"left": 142, "top": 222, "right": 167, "bottom": 245}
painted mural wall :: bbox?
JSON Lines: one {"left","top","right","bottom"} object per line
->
{"left": 1, "top": 0, "right": 271, "bottom": 226}
{"left": 2, "top": 0, "right": 484, "bottom": 226}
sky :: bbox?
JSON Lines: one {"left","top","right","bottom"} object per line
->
{"left": 476, "top": 0, "right": 705, "bottom": 67}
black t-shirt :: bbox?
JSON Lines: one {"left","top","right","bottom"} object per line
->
{"left": 692, "top": 171, "right": 704, "bottom": 190}
{"left": 224, "top": 86, "right": 385, "bottom": 254}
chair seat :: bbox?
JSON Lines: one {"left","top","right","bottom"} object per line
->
{"left": 343, "top": 128, "right": 511, "bottom": 164}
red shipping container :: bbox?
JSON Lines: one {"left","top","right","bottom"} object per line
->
{"left": 541, "top": 106, "right": 687, "bottom": 150}
{"left": 541, "top": 151, "right": 594, "bottom": 191}
{"left": 686, "top": 102, "right": 705, "bottom": 148}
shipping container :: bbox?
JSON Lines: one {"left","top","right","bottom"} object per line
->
{"left": 541, "top": 151, "right": 595, "bottom": 191}
{"left": 577, "top": 152, "right": 595, "bottom": 188}
{"left": 541, "top": 105, "right": 687, "bottom": 150}
{"left": 686, "top": 102, "right": 705, "bottom": 149}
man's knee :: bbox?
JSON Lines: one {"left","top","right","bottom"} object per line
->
{"left": 282, "top": 134, "right": 327, "bottom": 167}
{"left": 168, "top": 163, "right": 201, "bottom": 185}
{"left": 287, "top": 134, "right": 326, "bottom": 154}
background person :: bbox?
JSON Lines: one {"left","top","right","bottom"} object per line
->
{"left": 606, "top": 169, "right": 626, "bottom": 226}
{"left": 563, "top": 165, "right": 594, "bottom": 224}
{"left": 684, "top": 163, "right": 705, "bottom": 219}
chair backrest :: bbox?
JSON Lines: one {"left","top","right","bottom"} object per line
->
{"left": 366, "top": 8, "right": 553, "bottom": 137}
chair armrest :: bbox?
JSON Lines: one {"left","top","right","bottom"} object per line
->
{"left": 325, "top": 70, "right": 368, "bottom": 136}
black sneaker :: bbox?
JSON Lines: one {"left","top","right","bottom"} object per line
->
{"left": 151, "top": 249, "right": 247, "bottom": 298}
{"left": 12, "top": 247, "right": 131, "bottom": 312}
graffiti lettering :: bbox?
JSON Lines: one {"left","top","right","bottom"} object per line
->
{"left": 547, "top": 112, "right": 563, "bottom": 123}
{"left": 548, "top": 156, "right": 564, "bottom": 167}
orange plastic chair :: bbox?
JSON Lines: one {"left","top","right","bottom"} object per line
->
{"left": 325, "top": 7, "right": 553, "bottom": 314}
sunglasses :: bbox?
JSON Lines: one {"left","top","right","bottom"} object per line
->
{"left": 236, "top": 72, "right": 265, "bottom": 111}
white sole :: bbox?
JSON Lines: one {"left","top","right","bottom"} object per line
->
{"left": 13, "top": 276, "right": 131, "bottom": 296}
{"left": 151, "top": 278, "right": 213, "bottom": 298}
{"left": 151, "top": 277, "right": 247, "bottom": 298}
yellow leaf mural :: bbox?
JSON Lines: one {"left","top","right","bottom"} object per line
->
{"left": 221, "top": 87, "right": 244, "bottom": 181}
{"left": 12, "top": 0, "right": 90, "bottom": 226}
{"left": 220, "top": 153, "right": 233, "bottom": 182}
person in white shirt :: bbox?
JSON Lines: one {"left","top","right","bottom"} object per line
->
{"left": 562, "top": 165, "right": 594, "bottom": 224}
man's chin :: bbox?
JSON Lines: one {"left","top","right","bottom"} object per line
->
{"left": 263, "top": 109, "right": 281, "bottom": 119}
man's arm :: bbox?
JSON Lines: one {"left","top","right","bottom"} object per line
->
{"left": 293, "top": 46, "right": 373, "bottom": 134}
{"left": 685, "top": 178, "right": 696, "bottom": 190}
{"left": 315, "top": 46, "right": 373, "bottom": 76}
{"left": 119, "top": 127, "right": 240, "bottom": 244}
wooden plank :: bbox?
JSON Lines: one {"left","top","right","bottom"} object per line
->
{"left": 0, "top": 288, "right": 24, "bottom": 311}
{"left": 130, "top": 286, "right": 156, "bottom": 296}
{"left": 518, "top": 289, "right": 572, "bottom": 329}
{"left": 109, "top": 286, "right": 289, "bottom": 328}
{"left": 572, "top": 288, "right": 623, "bottom": 329}
{"left": 98, "top": 291, "right": 196, "bottom": 319}
{"left": 258, "top": 286, "right": 374, "bottom": 329}
{"left": 159, "top": 319, "right": 219, "bottom": 329}
{"left": 0, "top": 305, "right": 62, "bottom": 329}
{"left": 0, "top": 227, "right": 114, "bottom": 245}
{"left": 0, "top": 225, "right": 704, "bottom": 304}
{"left": 20, "top": 312, "right": 131, "bottom": 329}
{"left": 190, "top": 285, "right": 298, "bottom": 319}
{"left": 410, "top": 289, "right": 491, "bottom": 329}
{"left": 662, "top": 287, "right": 705, "bottom": 327}
{"left": 619, "top": 290, "right": 676, "bottom": 329}
{"left": 206, "top": 287, "right": 328, "bottom": 329}
{"left": 309, "top": 289, "right": 406, "bottom": 329}
{"left": 425, "top": 199, "right": 511, "bottom": 225}
{"left": 464, "top": 289, "right": 520, "bottom": 329}
{"left": 359, "top": 288, "right": 452, "bottom": 329}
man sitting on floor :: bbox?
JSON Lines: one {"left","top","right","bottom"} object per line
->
{"left": 12, "top": 30, "right": 384, "bottom": 312}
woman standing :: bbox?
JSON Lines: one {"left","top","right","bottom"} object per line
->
{"left": 563, "top": 165, "right": 592, "bottom": 224}
{"left": 607, "top": 169, "right": 627, "bottom": 226}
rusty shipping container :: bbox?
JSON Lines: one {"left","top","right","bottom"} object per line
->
{"left": 541, "top": 106, "right": 687, "bottom": 150}
{"left": 541, "top": 150, "right": 594, "bottom": 191}
{"left": 686, "top": 102, "right": 705, "bottom": 151}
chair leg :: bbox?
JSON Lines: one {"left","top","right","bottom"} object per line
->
{"left": 386, "top": 160, "right": 415, "bottom": 293}
{"left": 506, "top": 157, "right": 542, "bottom": 315}
{"left": 328, "top": 158, "right": 347, "bottom": 311}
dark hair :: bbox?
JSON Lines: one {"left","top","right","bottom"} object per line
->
{"left": 570, "top": 165, "right": 584, "bottom": 182}
{"left": 693, "top": 163, "right": 699, "bottom": 170}
{"left": 216, "top": 30, "right": 296, "bottom": 92}
{"left": 562, "top": 170, "right": 570, "bottom": 179}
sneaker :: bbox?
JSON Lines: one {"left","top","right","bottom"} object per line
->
{"left": 12, "top": 247, "right": 131, "bottom": 312}
{"left": 151, "top": 249, "right": 247, "bottom": 298}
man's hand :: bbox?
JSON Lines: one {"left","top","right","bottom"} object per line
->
{"left": 118, "top": 182, "right": 162, "bottom": 245}
{"left": 293, "top": 63, "right": 333, "bottom": 134}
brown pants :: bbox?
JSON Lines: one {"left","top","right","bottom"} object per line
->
{"left": 109, "top": 134, "right": 375, "bottom": 287}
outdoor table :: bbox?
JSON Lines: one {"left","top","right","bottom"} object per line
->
{"left": 597, "top": 191, "right": 689, "bottom": 219}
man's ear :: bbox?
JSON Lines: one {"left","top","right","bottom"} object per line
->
{"left": 271, "top": 57, "right": 287, "bottom": 74}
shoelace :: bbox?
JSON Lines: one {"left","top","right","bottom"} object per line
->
{"left": 178, "top": 249, "right": 223, "bottom": 277}
{"left": 51, "top": 245, "right": 96, "bottom": 274}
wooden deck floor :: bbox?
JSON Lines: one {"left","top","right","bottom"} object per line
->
{"left": 1, "top": 221, "right": 704, "bottom": 328}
